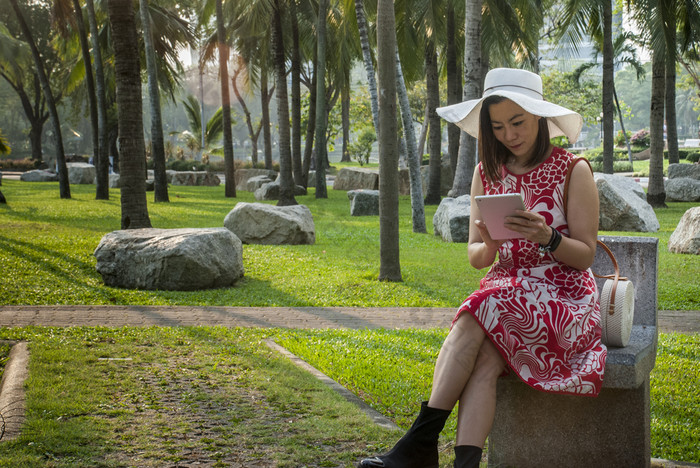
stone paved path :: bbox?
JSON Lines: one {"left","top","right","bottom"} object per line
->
{"left": 1, "top": 305, "right": 698, "bottom": 333}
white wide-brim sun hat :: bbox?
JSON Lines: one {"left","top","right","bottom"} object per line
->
{"left": 436, "top": 68, "right": 583, "bottom": 144}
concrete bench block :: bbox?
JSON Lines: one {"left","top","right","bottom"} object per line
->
{"left": 488, "top": 236, "right": 659, "bottom": 468}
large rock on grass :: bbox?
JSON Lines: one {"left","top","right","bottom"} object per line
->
{"left": 333, "top": 167, "right": 378, "bottom": 191}
{"left": 246, "top": 175, "right": 275, "bottom": 192}
{"left": 224, "top": 202, "right": 315, "bottom": 245}
{"left": 433, "top": 195, "right": 471, "bottom": 243}
{"left": 668, "top": 207, "right": 700, "bottom": 255}
{"left": 595, "top": 173, "right": 659, "bottom": 232}
{"left": 347, "top": 189, "right": 379, "bottom": 216}
{"left": 665, "top": 177, "right": 700, "bottom": 202}
{"left": 171, "top": 171, "right": 220, "bottom": 186}
{"left": 667, "top": 163, "right": 700, "bottom": 180}
{"left": 235, "top": 168, "right": 278, "bottom": 191}
{"left": 67, "top": 162, "right": 96, "bottom": 184}
{"left": 94, "top": 228, "right": 244, "bottom": 290}
{"left": 20, "top": 169, "right": 58, "bottom": 182}
{"left": 254, "top": 179, "right": 306, "bottom": 201}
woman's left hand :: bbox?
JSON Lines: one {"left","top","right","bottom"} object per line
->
{"left": 504, "top": 210, "right": 552, "bottom": 245}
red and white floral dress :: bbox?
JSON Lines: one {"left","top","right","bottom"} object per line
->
{"left": 456, "top": 147, "right": 607, "bottom": 396}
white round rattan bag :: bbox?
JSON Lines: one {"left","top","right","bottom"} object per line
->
{"left": 599, "top": 276, "right": 635, "bottom": 347}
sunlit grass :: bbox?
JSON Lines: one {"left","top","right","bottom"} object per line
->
{"left": 276, "top": 328, "right": 700, "bottom": 464}
{"left": 0, "top": 179, "right": 698, "bottom": 309}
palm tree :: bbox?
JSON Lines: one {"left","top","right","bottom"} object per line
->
{"left": 648, "top": 46, "right": 666, "bottom": 207}
{"left": 8, "top": 0, "right": 71, "bottom": 199}
{"left": 0, "top": 24, "right": 49, "bottom": 164}
{"left": 215, "top": 0, "right": 236, "bottom": 198}
{"left": 449, "top": 0, "right": 481, "bottom": 198}
{"left": 354, "top": 0, "right": 380, "bottom": 135}
{"left": 573, "top": 31, "right": 646, "bottom": 168}
{"left": 106, "top": 0, "right": 151, "bottom": 228}
{"left": 56, "top": 0, "right": 100, "bottom": 181}
{"left": 289, "top": 0, "right": 305, "bottom": 183}
{"left": 231, "top": 61, "right": 264, "bottom": 163}
{"left": 396, "top": 48, "right": 426, "bottom": 233}
{"left": 377, "top": 0, "right": 401, "bottom": 282}
{"left": 557, "top": 0, "right": 616, "bottom": 173}
{"left": 662, "top": 0, "right": 679, "bottom": 164}
{"left": 179, "top": 95, "right": 224, "bottom": 155}
{"left": 423, "top": 38, "right": 442, "bottom": 205}
{"left": 272, "top": 0, "right": 297, "bottom": 206}
{"left": 85, "top": 0, "right": 110, "bottom": 200}
{"left": 140, "top": 0, "right": 168, "bottom": 202}
{"left": 445, "top": 0, "right": 463, "bottom": 175}
{"left": 314, "top": 0, "right": 329, "bottom": 199}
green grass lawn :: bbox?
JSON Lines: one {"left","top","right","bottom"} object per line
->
{"left": 0, "top": 179, "right": 698, "bottom": 465}
{"left": 0, "top": 179, "right": 698, "bottom": 310}
{"left": 0, "top": 326, "right": 695, "bottom": 466}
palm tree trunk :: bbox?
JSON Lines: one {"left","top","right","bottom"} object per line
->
{"left": 377, "top": 0, "right": 401, "bottom": 282}
{"left": 9, "top": 0, "right": 71, "bottom": 199}
{"left": 614, "top": 87, "right": 633, "bottom": 168}
{"left": 232, "top": 67, "right": 260, "bottom": 164}
{"left": 446, "top": 2, "right": 461, "bottom": 177}
{"left": 302, "top": 57, "right": 317, "bottom": 186}
{"left": 261, "top": 72, "right": 273, "bottom": 169}
{"left": 199, "top": 46, "right": 206, "bottom": 160}
{"left": 273, "top": 0, "right": 297, "bottom": 206}
{"left": 648, "top": 48, "right": 667, "bottom": 208}
{"left": 355, "top": 0, "right": 380, "bottom": 136}
{"left": 216, "top": 0, "right": 236, "bottom": 198}
{"left": 314, "top": 0, "right": 329, "bottom": 199}
{"left": 665, "top": 5, "right": 679, "bottom": 164}
{"left": 106, "top": 0, "right": 151, "bottom": 228}
{"left": 602, "top": 0, "right": 615, "bottom": 174}
{"left": 418, "top": 105, "right": 429, "bottom": 159}
{"left": 424, "top": 40, "right": 442, "bottom": 205}
{"left": 290, "top": 0, "right": 304, "bottom": 184}
{"left": 449, "top": 0, "right": 481, "bottom": 198}
{"left": 140, "top": 0, "right": 169, "bottom": 203}
{"left": 85, "top": 0, "right": 110, "bottom": 200}
{"left": 341, "top": 78, "right": 351, "bottom": 163}
{"left": 72, "top": 0, "right": 99, "bottom": 176}
{"left": 395, "top": 49, "right": 426, "bottom": 234}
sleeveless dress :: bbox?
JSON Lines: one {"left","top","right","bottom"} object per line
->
{"left": 455, "top": 147, "right": 607, "bottom": 396}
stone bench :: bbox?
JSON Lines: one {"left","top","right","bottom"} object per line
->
{"left": 488, "top": 236, "right": 659, "bottom": 468}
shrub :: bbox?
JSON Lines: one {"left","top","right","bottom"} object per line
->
{"left": 687, "top": 152, "right": 700, "bottom": 163}
{"left": 615, "top": 130, "right": 632, "bottom": 147}
{"left": 630, "top": 129, "right": 651, "bottom": 148}
{"left": 348, "top": 128, "right": 376, "bottom": 166}
{"left": 0, "top": 157, "right": 41, "bottom": 171}
{"left": 590, "top": 161, "right": 633, "bottom": 173}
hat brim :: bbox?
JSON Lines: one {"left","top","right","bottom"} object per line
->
{"left": 436, "top": 90, "right": 583, "bottom": 144}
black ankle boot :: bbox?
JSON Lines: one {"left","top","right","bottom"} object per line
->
{"left": 453, "top": 445, "right": 482, "bottom": 468}
{"left": 358, "top": 401, "right": 451, "bottom": 468}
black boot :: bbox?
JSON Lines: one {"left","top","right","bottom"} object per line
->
{"left": 358, "top": 401, "right": 451, "bottom": 468}
{"left": 453, "top": 445, "right": 482, "bottom": 468}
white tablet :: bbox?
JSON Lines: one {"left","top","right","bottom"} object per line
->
{"left": 474, "top": 193, "right": 527, "bottom": 240}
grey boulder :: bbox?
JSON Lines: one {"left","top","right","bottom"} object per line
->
{"left": 94, "top": 227, "right": 243, "bottom": 290}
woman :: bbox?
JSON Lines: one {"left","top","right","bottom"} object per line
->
{"left": 358, "top": 68, "right": 606, "bottom": 468}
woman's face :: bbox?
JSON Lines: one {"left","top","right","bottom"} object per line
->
{"left": 487, "top": 99, "right": 542, "bottom": 161}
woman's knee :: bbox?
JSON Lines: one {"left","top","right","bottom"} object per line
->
{"left": 471, "top": 340, "right": 506, "bottom": 381}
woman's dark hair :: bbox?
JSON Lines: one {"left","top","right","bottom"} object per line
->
{"left": 478, "top": 95, "right": 551, "bottom": 184}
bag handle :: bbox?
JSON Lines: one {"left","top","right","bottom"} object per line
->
{"left": 563, "top": 158, "right": 625, "bottom": 315}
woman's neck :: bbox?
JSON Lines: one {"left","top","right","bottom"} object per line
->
{"left": 505, "top": 144, "right": 553, "bottom": 174}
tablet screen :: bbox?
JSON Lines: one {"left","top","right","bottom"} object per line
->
{"left": 474, "top": 193, "right": 526, "bottom": 240}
